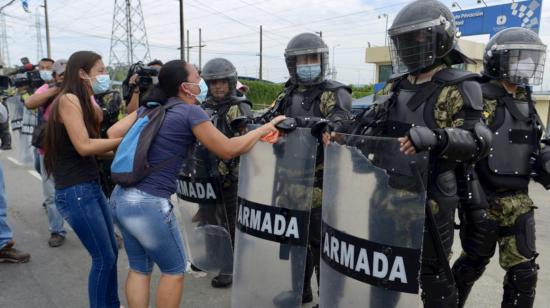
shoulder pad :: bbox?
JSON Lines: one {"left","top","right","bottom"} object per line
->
{"left": 433, "top": 68, "right": 479, "bottom": 85}
{"left": 458, "top": 80, "right": 483, "bottom": 111}
{"left": 388, "top": 72, "right": 407, "bottom": 82}
{"left": 233, "top": 97, "right": 253, "bottom": 108}
{"left": 480, "top": 82, "right": 507, "bottom": 101}
{"left": 323, "top": 80, "right": 352, "bottom": 93}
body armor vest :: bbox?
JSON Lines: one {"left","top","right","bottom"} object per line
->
{"left": 477, "top": 83, "right": 538, "bottom": 190}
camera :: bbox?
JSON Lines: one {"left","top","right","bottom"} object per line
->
{"left": 11, "top": 57, "right": 44, "bottom": 89}
{"left": 122, "top": 61, "right": 159, "bottom": 101}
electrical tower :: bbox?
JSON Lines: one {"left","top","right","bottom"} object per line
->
{"left": 0, "top": 14, "right": 9, "bottom": 68}
{"left": 109, "top": 0, "right": 151, "bottom": 71}
{"left": 35, "top": 9, "right": 44, "bottom": 61}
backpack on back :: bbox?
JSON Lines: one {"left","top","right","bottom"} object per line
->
{"left": 111, "top": 101, "right": 180, "bottom": 186}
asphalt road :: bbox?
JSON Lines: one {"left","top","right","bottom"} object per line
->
{"left": 0, "top": 142, "right": 548, "bottom": 308}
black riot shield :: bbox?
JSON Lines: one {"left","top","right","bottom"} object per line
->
{"left": 176, "top": 145, "right": 234, "bottom": 275}
{"left": 231, "top": 127, "right": 317, "bottom": 308}
{"left": 320, "top": 134, "right": 428, "bottom": 308}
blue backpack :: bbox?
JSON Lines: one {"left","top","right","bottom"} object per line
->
{"left": 111, "top": 101, "right": 181, "bottom": 186}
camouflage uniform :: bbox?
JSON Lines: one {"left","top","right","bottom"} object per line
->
{"left": 478, "top": 83, "right": 537, "bottom": 270}
{"left": 95, "top": 90, "right": 124, "bottom": 198}
{"left": 352, "top": 67, "right": 485, "bottom": 308}
{"left": 266, "top": 79, "right": 352, "bottom": 298}
{"left": 451, "top": 80, "right": 542, "bottom": 308}
{"left": 195, "top": 97, "right": 254, "bottom": 241}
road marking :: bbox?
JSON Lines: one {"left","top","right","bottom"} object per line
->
{"left": 6, "top": 156, "right": 22, "bottom": 166}
{"left": 28, "top": 170, "right": 41, "bottom": 181}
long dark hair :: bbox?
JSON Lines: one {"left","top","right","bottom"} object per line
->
{"left": 44, "top": 51, "right": 102, "bottom": 175}
{"left": 143, "top": 60, "right": 189, "bottom": 104}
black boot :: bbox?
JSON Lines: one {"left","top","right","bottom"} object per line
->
{"left": 211, "top": 274, "right": 232, "bottom": 288}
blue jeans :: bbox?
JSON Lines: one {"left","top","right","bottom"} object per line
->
{"left": 0, "top": 161, "right": 13, "bottom": 250}
{"left": 39, "top": 155, "right": 65, "bottom": 236}
{"left": 111, "top": 186, "right": 186, "bottom": 275}
{"left": 55, "top": 181, "right": 120, "bottom": 308}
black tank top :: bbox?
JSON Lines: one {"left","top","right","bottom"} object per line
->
{"left": 52, "top": 121, "right": 99, "bottom": 189}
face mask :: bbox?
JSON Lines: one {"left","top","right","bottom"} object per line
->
{"left": 152, "top": 76, "right": 159, "bottom": 85}
{"left": 296, "top": 64, "right": 321, "bottom": 82}
{"left": 510, "top": 57, "right": 536, "bottom": 79}
{"left": 40, "top": 70, "right": 53, "bottom": 82}
{"left": 184, "top": 79, "right": 209, "bottom": 103}
{"left": 90, "top": 74, "right": 111, "bottom": 94}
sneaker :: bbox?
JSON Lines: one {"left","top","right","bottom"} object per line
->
{"left": 211, "top": 274, "right": 232, "bottom": 288}
{"left": 48, "top": 233, "right": 65, "bottom": 248}
{"left": 0, "top": 246, "right": 30, "bottom": 263}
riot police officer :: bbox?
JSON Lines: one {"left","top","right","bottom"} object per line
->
{"left": 194, "top": 58, "right": 254, "bottom": 288}
{"left": 452, "top": 27, "right": 549, "bottom": 308}
{"left": 350, "top": 0, "right": 491, "bottom": 307}
{"left": 263, "top": 32, "right": 352, "bottom": 306}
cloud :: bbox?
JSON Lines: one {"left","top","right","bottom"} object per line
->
{"left": 0, "top": 0, "right": 548, "bottom": 88}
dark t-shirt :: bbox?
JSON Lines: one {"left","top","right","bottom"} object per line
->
{"left": 135, "top": 98, "right": 209, "bottom": 198}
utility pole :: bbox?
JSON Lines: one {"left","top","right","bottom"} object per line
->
{"left": 0, "top": 14, "right": 8, "bottom": 68}
{"left": 35, "top": 10, "right": 44, "bottom": 61}
{"left": 184, "top": 29, "right": 206, "bottom": 67}
{"left": 259, "top": 25, "right": 263, "bottom": 80}
{"left": 198, "top": 28, "right": 202, "bottom": 68}
{"left": 186, "top": 29, "right": 191, "bottom": 62}
{"left": 43, "top": 0, "right": 51, "bottom": 58}
{"left": 179, "top": 0, "right": 185, "bottom": 60}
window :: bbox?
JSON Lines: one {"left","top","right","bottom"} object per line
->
{"left": 379, "top": 64, "right": 393, "bottom": 82}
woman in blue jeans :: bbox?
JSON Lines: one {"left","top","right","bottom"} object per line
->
{"left": 107, "top": 60, "right": 283, "bottom": 308}
{"left": 44, "top": 51, "right": 122, "bottom": 308}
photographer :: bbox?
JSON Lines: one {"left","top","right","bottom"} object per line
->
{"left": 0, "top": 100, "right": 30, "bottom": 264}
{"left": 25, "top": 59, "right": 67, "bottom": 247}
{"left": 0, "top": 76, "right": 12, "bottom": 150}
{"left": 125, "top": 59, "right": 162, "bottom": 113}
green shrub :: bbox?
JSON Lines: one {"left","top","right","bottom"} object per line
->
{"left": 239, "top": 80, "right": 284, "bottom": 110}
{"left": 240, "top": 79, "right": 375, "bottom": 110}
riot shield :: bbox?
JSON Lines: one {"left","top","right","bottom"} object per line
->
{"left": 320, "top": 134, "right": 428, "bottom": 308}
{"left": 231, "top": 127, "right": 317, "bottom": 308}
{"left": 176, "top": 146, "right": 234, "bottom": 275}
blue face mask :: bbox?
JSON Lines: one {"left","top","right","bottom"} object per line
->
{"left": 91, "top": 74, "right": 111, "bottom": 94}
{"left": 296, "top": 64, "right": 322, "bottom": 82}
{"left": 40, "top": 70, "right": 53, "bottom": 82}
{"left": 185, "top": 79, "right": 209, "bottom": 103}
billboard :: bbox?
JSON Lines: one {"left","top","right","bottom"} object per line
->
{"left": 453, "top": 0, "right": 542, "bottom": 37}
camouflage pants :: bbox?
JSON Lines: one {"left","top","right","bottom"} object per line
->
{"left": 487, "top": 192, "right": 537, "bottom": 270}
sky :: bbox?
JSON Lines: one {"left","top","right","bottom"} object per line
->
{"left": 0, "top": 0, "right": 549, "bottom": 89}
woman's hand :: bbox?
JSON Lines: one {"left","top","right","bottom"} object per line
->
{"left": 258, "top": 115, "right": 285, "bottom": 137}
{"left": 398, "top": 136, "right": 417, "bottom": 155}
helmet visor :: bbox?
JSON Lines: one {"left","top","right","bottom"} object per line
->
{"left": 389, "top": 28, "right": 437, "bottom": 74}
{"left": 498, "top": 44, "right": 546, "bottom": 86}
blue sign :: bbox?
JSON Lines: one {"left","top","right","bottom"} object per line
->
{"left": 453, "top": 0, "right": 542, "bottom": 37}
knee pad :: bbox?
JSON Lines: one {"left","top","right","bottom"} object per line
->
{"left": 514, "top": 211, "right": 537, "bottom": 259}
{"left": 452, "top": 255, "right": 490, "bottom": 286}
{"left": 423, "top": 192, "right": 458, "bottom": 263}
{"left": 502, "top": 261, "right": 538, "bottom": 307}
{"left": 459, "top": 209, "right": 499, "bottom": 258}
{"left": 421, "top": 270, "right": 458, "bottom": 308}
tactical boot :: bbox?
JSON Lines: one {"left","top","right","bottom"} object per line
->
{"left": 211, "top": 274, "right": 232, "bottom": 288}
